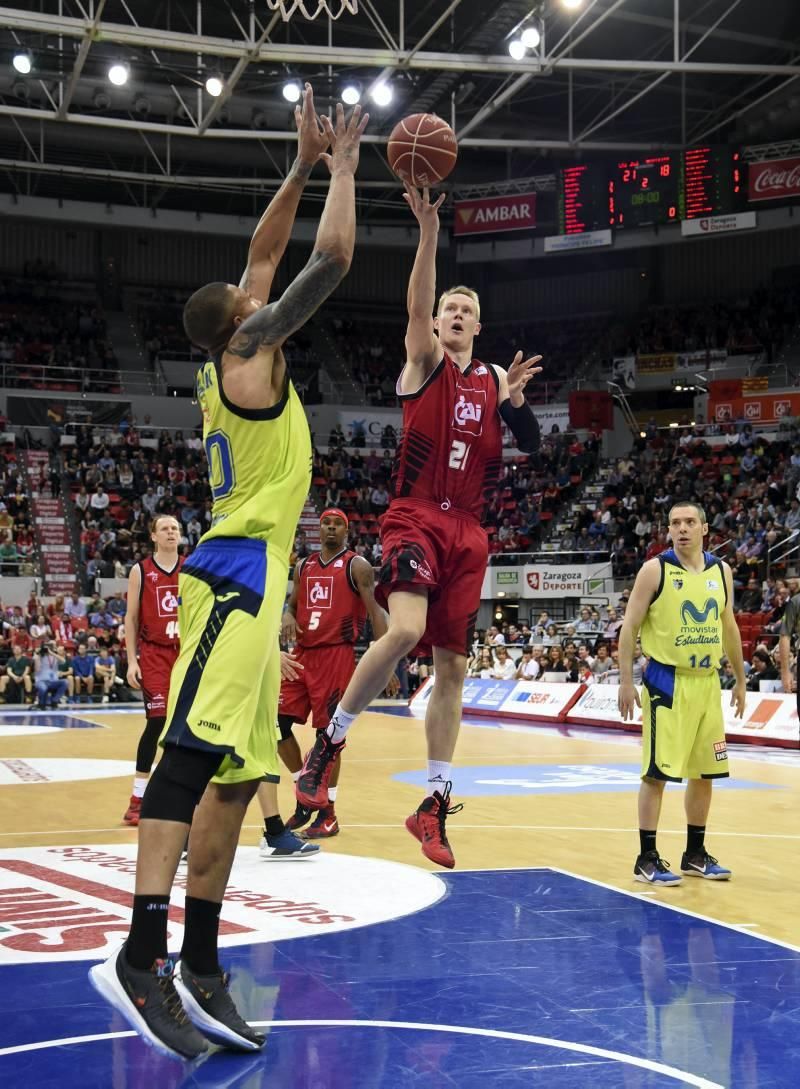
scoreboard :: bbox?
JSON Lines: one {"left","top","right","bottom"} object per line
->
{"left": 556, "top": 146, "right": 745, "bottom": 234}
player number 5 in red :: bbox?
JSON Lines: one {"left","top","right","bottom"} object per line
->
{"left": 307, "top": 611, "right": 322, "bottom": 631}
{"left": 449, "top": 439, "right": 471, "bottom": 471}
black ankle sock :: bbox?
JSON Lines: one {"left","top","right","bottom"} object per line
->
{"left": 265, "top": 815, "right": 285, "bottom": 838}
{"left": 686, "top": 824, "right": 706, "bottom": 856}
{"left": 127, "top": 894, "right": 170, "bottom": 969}
{"left": 180, "top": 896, "right": 222, "bottom": 976}
{"left": 639, "top": 830, "right": 657, "bottom": 857}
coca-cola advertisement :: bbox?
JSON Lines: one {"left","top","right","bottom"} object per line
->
{"left": 748, "top": 156, "right": 800, "bottom": 202}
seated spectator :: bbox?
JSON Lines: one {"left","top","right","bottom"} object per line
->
{"left": 29, "top": 613, "right": 52, "bottom": 642}
{"left": 0, "top": 644, "right": 32, "bottom": 704}
{"left": 90, "top": 484, "right": 110, "bottom": 514}
{"left": 738, "top": 577, "right": 762, "bottom": 613}
{"left": 0, "top": 532, "right": 19, "bottom": 574}
{"left": 64, "top": 592, "right": 87, "bottom": 620}
{"left": 56, "top": 645, "right": 73, "bottom": 703}
{"left": 485, "top": 625, "right": 506, "bottom": 646}
{"left": 94, "top": 648, "right": 116, "bottom": 703}
{"left": 71, "top": 643, "right": 95, "bottom": 701}
{"left": 516, "top": 647, "right": 540, "bottom": 680}
{"left": 719, "top": 658, "right": 737, "bottom": 691}
{"left": 603, "top": 607, "right": 622, "bottom": 642}
{"left": 33, "top": 644, "right": 68, "bottom": 710}
{"left": 545, "top": 645, "right": 567, "bottom": 673}
{"left": 490, "top": 646, "right": 516, "bottom": 680}
{"left": 591, "top": 644, "right": 614, "bottom": 678}
{"left": 107, "top": 593, "right": 127, "bottom": 619}
{"left": 542, "top": 623, "right": 560, "bottom": 648}
{"left": 747, "top": 648, "right": 779, "bottom": 691}
{"left": 469, "top": 648, "right": 494, "bottom": 678}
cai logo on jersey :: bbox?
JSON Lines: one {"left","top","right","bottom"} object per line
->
{"left": 453, "top": 387, "right": 486, "bottom": 437}
{"left": 156, "top": 584, "right": 179, "bottom": 618}
{"left": 307, "top": 576, "right": 333, "bottom": 610}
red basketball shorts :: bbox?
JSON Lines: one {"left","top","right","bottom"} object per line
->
{"left": 376, "top": 499, "right": 487, "bottom": 657}
{"left": 278, "top": 643, "right": 357, "bottom": 729}
{"left": 138, "top": 641, "right": 179, "bottom": 719}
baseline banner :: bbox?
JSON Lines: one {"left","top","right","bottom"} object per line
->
{"left": 453, "top": 192, "right": 537, "bottom": 236}
{"left": 410, "top": 680, "right": 797, "bottom": 749}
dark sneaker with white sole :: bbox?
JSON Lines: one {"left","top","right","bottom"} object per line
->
{"left": 89, "top": 944, "right": 208, "bottom": 1061}
{"left": 633, "top": 850, "right": 682, "bottom": 886}
{"left": 680, "top": 849, "right": 732, "bottom": 880}
{"left": 175, "top": 962, "right": 265, "bottom": 1051}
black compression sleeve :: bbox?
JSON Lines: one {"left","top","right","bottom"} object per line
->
{"left": 499, "top": 399, "right": 541, "bottom": 453}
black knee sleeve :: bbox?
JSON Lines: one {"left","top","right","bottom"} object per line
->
{"left": 140, "top": 744, "right": 223, "bottom": 824}
{"left": 277, "top": 714, "right": 296, "bottom": 742}
{"left": 135, "top": 716, "right": 166, "bottom": 774}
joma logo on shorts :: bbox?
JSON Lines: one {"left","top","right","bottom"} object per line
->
{"left": 198, "top": 719, "right": 221, "bottom": 731}
{"left": 680, "top": 598, "right": 719, "bottom": 626}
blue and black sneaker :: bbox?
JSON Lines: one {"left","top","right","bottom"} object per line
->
{"left": 680, "top": 849, "right": 731, "bottom": 880}
{"left": 634, "top": 850, "right": 682, "bottom": 886}
{"left": 259, "top": 827, "right": 320, "bottom": 859}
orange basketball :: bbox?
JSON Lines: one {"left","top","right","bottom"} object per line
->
{"left": 387, "top": 113, "right": 458, "bottom": 187}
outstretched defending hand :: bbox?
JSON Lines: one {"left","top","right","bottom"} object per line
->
{"left": 506, "top": 351, "right": 543, "bottom": 405}
{"left": 295, "top": 83, "right": 330, "bottom": 168}
{"left": 319, "top": 102, "right": 369, "bottom": 175}
{"left": 403, "top": 183, "right": 446, "bottom": 231}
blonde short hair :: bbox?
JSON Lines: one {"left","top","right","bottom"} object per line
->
{"left": 437, "top": 285, "right": 481, "bottom": 321}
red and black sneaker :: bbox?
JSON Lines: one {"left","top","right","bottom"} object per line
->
{"left": 405, "top": 782, "right": 463, "bottom": 870}
{"left": 123, "top": 795, "right": 142, "bottom": 826}
{"left": 304, "top": 806, "right": 340, "bottom": 839}
{"left": 285, "top": 803, "right": 315, "bottom": 832}
{"left": 296, "top": 733, "right": 346, "bottom": 810}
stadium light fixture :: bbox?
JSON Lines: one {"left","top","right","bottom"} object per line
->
{"left": 12, "top": 51, "right": 32, "bottom": 75}
{"left": 508, "top": 39, "right": 526, "bottom": 61}
{"left": 640, "top": 431, "right": 647, "bottom": 438}
{"left": 521, "top": 27, "right": 541, "bottom": 50}
{"left": 341, "top": 84, "right": 361, "bottom": 105}
{"left": 108, "top": 62, "right": 130, "bottom": 87}
{"left": 370, "top": 81, "right": 393, "bottom": 107}
{"left": 282, "top": 80, "right": 302, "bottom": 103}
{"left": 562, "top": 0, "right": 583, "bottom": 10}
{"left": 205, "top": 75, "right": 224, "bottom": 97}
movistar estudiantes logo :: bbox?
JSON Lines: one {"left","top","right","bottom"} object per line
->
{"left": 680, "top": 598, "right": 719, "bottom": 625}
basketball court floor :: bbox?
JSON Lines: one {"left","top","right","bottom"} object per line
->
{"left": 0, "top": 701, "right": 798, "bottom": 1087}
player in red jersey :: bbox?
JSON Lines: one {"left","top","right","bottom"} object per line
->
{"left": 298, "top": 185, "right": 543, "bottom": 868}
{"left": 269, "top": 507, "right": 388, "bottom": 841}
{"left": 123, "top": 515, "right": 183, "bottom": 826}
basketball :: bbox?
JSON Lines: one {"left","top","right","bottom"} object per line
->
{"left": 387, "top": 113, "right": 458, "bottom": 187}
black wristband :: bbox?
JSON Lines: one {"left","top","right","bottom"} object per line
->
{"left": 499, "top": 399, "right": 541, "bottom": 454}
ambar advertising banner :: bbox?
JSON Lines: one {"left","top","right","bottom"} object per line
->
{"left": 454, "top": 192, "right": 537, "bottom": 236}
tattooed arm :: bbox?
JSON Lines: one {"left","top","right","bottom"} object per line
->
{"left": 239, "top": 85, "right": 329, "bottom": 303}
{"left": 227, "top": 102, "right": 368, "bottom": 359}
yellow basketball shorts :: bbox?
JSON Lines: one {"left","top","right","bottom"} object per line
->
{"left": 160, "top": 536, "right": 285, "bottom": 785}
{"left": 640, "top": 661, "right": 729, "bottom": 782}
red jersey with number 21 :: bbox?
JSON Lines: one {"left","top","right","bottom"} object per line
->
{"left": 391, "top": 351, "right": 503, "bottom": 520}
{"left": 137, "top": 555, "right": 183, "bottom": 647}
{"left": 295, "top": 549, "right": 367, "bottom": 649}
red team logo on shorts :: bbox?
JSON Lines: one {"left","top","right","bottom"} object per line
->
{"left": 453, "top": 387, "right": 486, "bottom": 437}
{"left": 307, "top": 577, "right": 334, "bottom": 610}
{"left": 156, "top": 585, "right": 179, "bottom": 618}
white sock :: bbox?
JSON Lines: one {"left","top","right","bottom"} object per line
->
{"left": 292, "top": 770, "right": 301, "bottom": 782}
{"left": 325, "top": 705, "right": 357, "bottom": 744}
{"left": 427, "top": 762, "right": 451, "bottom": 793}
{"left": 328, "top": 787, "right": 338, "bottom": 804}
{"left": 132, "top": 776, "right": 148, "bottom": 799}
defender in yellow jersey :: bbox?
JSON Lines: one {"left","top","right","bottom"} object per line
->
{"left": 89, "top": 91, "right": 369, "bottom": 1061}
{"left": 618, "top": 502, "right": 746, "bottom": 888}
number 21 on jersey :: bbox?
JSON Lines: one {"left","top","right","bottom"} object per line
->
{"left": 449, "top": 439, "right": 471, "bottom": 471}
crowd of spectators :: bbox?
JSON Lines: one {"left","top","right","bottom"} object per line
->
{"left": 0, "top": 275, "right": 120, "bottom": 394}
{"left": 0, "top": 589, "right": 132, "bottom": 707}
{"left": 0, "top": 440, "right": 36, "bottom": 576}
{"left": 64, "top": 418, "right": 211, "bottom": 586}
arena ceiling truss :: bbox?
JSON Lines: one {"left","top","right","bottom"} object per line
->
{"left": 0, "top": 1, "right": 798, "bottom": 219}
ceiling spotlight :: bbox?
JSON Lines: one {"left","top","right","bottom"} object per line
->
{"left": 133, "top": 94, "right": 151, "bottom": 116}
{"left": 370, "top": 81, "right": 393, "bottom": 107}
{"left": 12, "top": 80, "right": 30, "bottom": 101}
{"left": 508, "top": 39, "right": 527, "bottom": 61}
{"left": 108, "top": 62, "right": 129, "bottom": 87}
{"left": 251, "top": 107, "right": 268, "bottom": 129}
{"left": 12, "top": 51, "right": 32, "bottom": 75}
{"left": 282, "top": 80, "right": 301, "bottom": 103}
{"left": 562, "top": 0, "right": 583, "bottom": 9}
{"left": 205, "top": 75, "right": 223, "bottom": 97}
{"left": 341, "top": 84, "right": 361, "bottom": 106}
{"left": 521, "top": 27, "right": 541, "bottom": 50}
{"left": 93, "top": 88, "right": 112, "bottom": 110}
